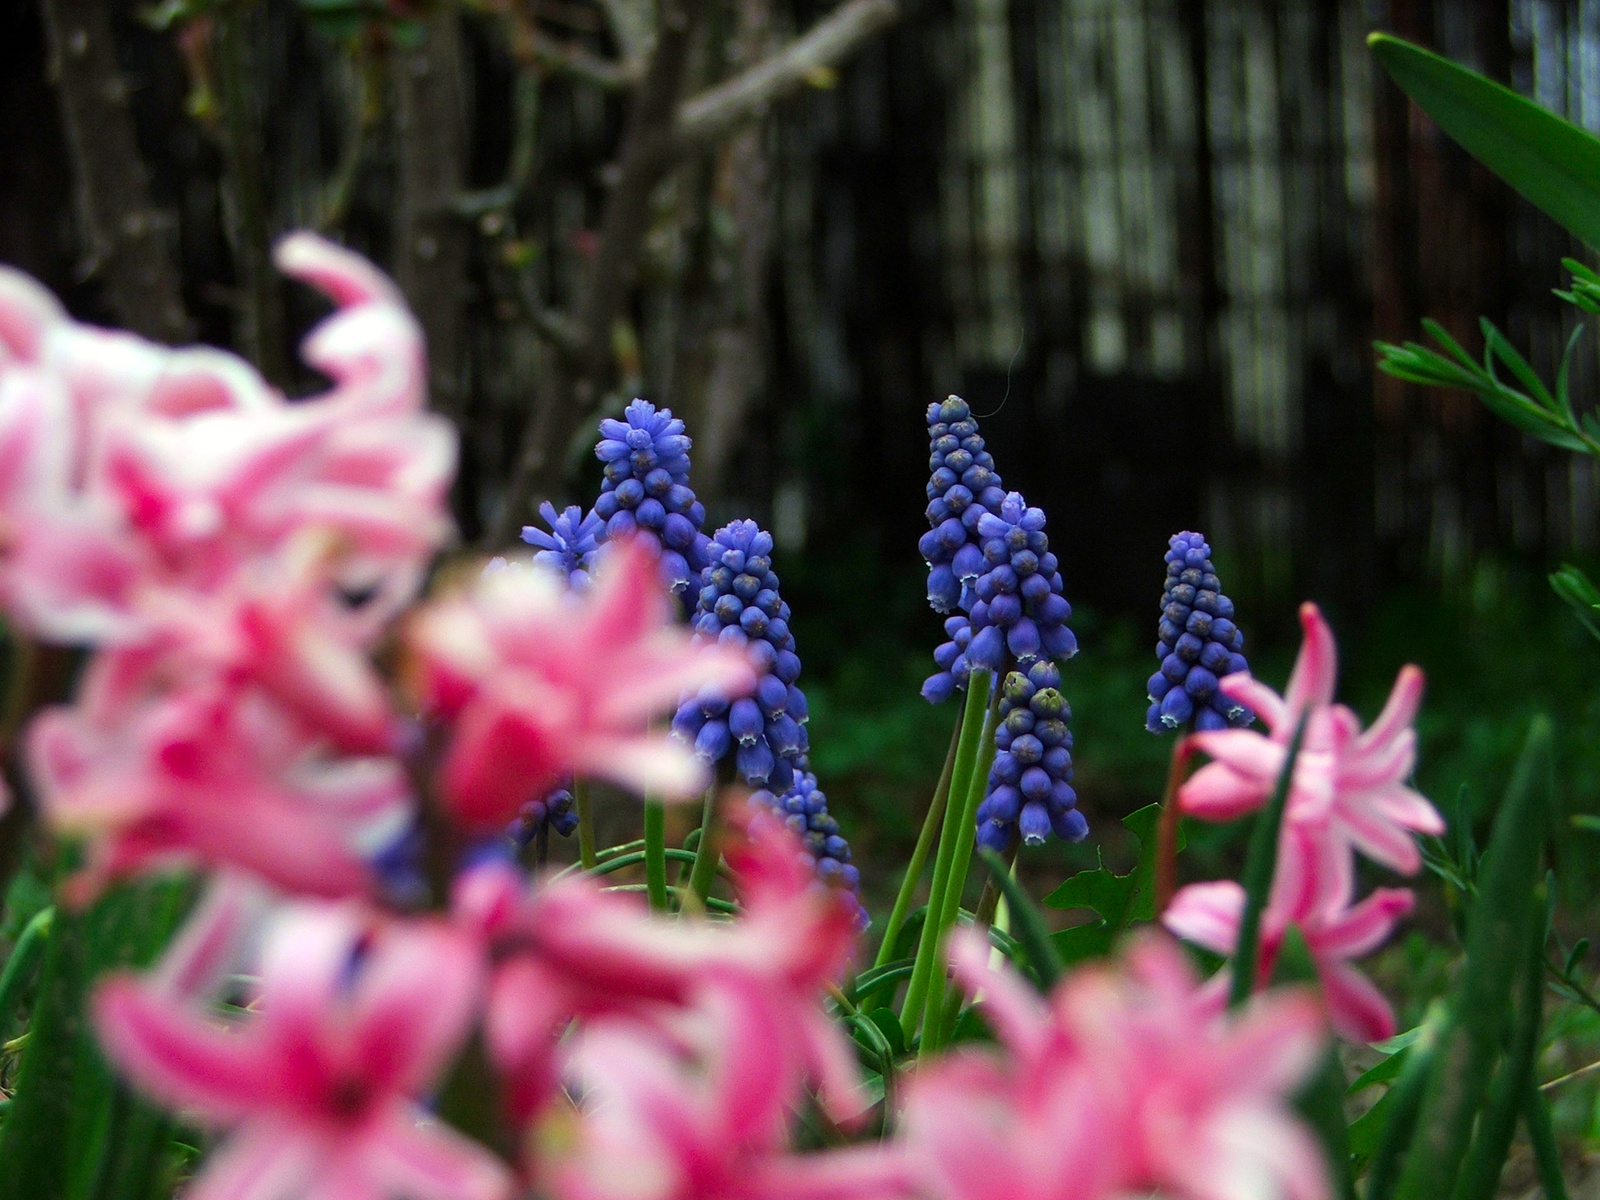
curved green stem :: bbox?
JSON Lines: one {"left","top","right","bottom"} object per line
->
{"left": 874, "top": 713, "right": 961, "bottom": 973}
{"left": 687, "top": 789, "right": 721, "bottom": 903}
{"left": 574, "top": 781, "right": 598, "bottom": 871}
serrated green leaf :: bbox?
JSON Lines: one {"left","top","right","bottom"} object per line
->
{"left": 1041, "top": 803, "right": 1180, "bottom": 933}
{"left": 1370, "top": 33, "right": 1600, "bottom": 249}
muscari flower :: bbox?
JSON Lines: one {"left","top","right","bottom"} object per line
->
{"left": 591, "top": 399, "right": 711, "bottom": 593}
{"left": 671, "top": 521, "right": 808, "bottom": 793}
{"left": 976, "top": 662, "right": 1086, "bottom": 852}
{"left": 751, "top": 760, "right": 864, "bottom": 919}
{"left": 523, "top": 502, "right": 604, "bottom": 591}
{"left": 922, "top": 615, "right": 973, "bottom": 704}
{"left": 920, "top": 395, "right": 1008, "bottom": 616}
{"left": 671, "top": 522, "right": 863, "bottom": 900}
{"left": 966, "top": 492, "right": 1076, "bottom": 673}
{"left": 1145, "top": 532, "right": 1253, "bottom": 734}
{"left": 509, "top": 787, "right": 580, "bottom": 846}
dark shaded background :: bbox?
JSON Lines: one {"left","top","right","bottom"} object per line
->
{"left": 5, "top": 0, "right": 1600, "bottom": 891}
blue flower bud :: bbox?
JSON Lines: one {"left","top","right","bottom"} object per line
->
{"left": 729, "top": 697, "right": 764, "bottom": 745}
{"left": 1019, "top": 802, "right": 1052, "bottom": 845}
{"left": 1145, "top": 532, "right": 1255, "bottom": 736}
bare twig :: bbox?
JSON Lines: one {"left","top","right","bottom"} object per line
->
{"left": 39, "top": 0, "right": 191, "bottom": 344}
{"left": 487, "top": 0, "right": 898, "bottom": 543}
{"left": 676, "top": 0, "right": 898, "bottom": 146}
{"left": 395, "top": 9, "right": 471, "bottom": 426}
{"left": 214, "top": 3, "right": 288, "bottom": 381}
{"left": 489, "top": 0, "right": 708, "bottom": 545}
{"left": 521, "top": 31, "right": 642, "bottom": 90}
{"left": 319, "top": 36, "right": 383, "bottom": 235}
{"left": 454, "top": 65, "right": 542, "bottom": 218}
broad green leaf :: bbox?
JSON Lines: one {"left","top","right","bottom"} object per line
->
{"left": 1369, "top": 33, "right": 1600, "bottom": 249}
{"left": 1041, "top": 803, "right": 1182, "bottom": 927}
{"left": 977, "top": 848, "right": 1062, "bottom": 991}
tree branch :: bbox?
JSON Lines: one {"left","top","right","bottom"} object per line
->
{"left": 676, "top": 0, "right": 898, "bottom": 146}
{"left": 486, "top": 0, "right": 898, "bottom": 544}
{"left": 39, "top": 0, "right": 191, "bottom": 344}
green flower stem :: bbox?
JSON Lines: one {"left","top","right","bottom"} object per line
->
{"left": 1524, "top": 1080, "right": 1570, "bottom": 1200}
{"left": 873, "top": 712, "right": 963, "bottom": 973}
{"left": 574, "top": 781, "right": 597, "bottom": 871}
{"left": 901, "top": 671, "right": 993, "bottom": 1043}
{"left": 936, "top": 846, "right": 1019, "bottom": 1043}
{"left": 0, "top": 908, "right": 53, "bottom": 1037}
{"left": 643, "top": 802, "right": 669, "bottom": 911}
{"left": 1228, "top": 713, "right": 1308, "bottom": 1009}
{"left": 604, "top": 884, "right": 738, "bottom": 916}
{"left": 919, "top": 679, "right": 1003, "bottom": 1056}
{"left": 687, "top": 788, "right": 721, "bottom": 903}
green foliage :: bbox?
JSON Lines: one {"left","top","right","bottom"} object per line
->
{"left": 1042, "top": 803, "right": 1180, "bottom": 965}
{"left": 1375, "top": 316, "right": 1597, "bottom": 455}
{"left": 1229, "top": 716, "right": 1307, "bottom": 1010}
{"left": 977, "top": 848, "right": 1062, "bottom": 992}
{"left": 1369, "top": 33, "right": 1600, "bottom": 249}
{"left": 0, "top": 874, "right": 195, "bottom": 1200}
{"left": 1393, "top": 717, "right": 1556, "bottom": 1200}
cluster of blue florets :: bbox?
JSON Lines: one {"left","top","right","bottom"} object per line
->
{"left": 671, "top": 521, "right": 810, "bottom": 792}
{"left": 1146, "top": 531, "right": 1253, "bottom": 733}
{"left": 507, "top": 788, "right": 579, "bottom": 846}
{"left": 920, "top": 395, "right": 1008, "bottom": 616}
{"left": 976, "top": 662, "right": 1087, "bottom": 852}
{"left": 965, "top": 492, "right": 1076, "bottom": 671}
{"left": 522, "top": 502, "right": 604, "bottom": 590}
{"left": 922, "top": 615, "right": 975, "bottom": 703}
{"left": 589, "top": 399, "right": 711, "bottom": 592}
{"left": 751, "top": 762, "right": 864, "bottom": 919}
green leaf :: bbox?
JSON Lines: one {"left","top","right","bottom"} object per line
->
{"left": 1363, "top": 1001, "right": 1449, "bottom": 1196}
{"left": 1350, "top": 1042, "right": 1415, "bottom": 1095}
{"left": 1041, "top": 803, "right": 1182, "bottom": 931}
{"left": 1048, "top": 920, "right": 1115, "bottom": 967}
{"left": 0, "top": 876, "right": 193, "bottom": 1200}
{"left": 1369, "top": 33, "right": 1600, "bottom": 249}
{"left": 1550, "top": 565, "right": 1600, "bottom": 641}
{"left": 977, "top": 848, "right": 1062, "bottom": 992}
{"left": 1393, "top": 717, "right": 1556, "bottom": 1200}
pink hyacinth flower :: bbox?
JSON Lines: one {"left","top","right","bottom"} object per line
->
{"left": 94, "top": 903, "right": 510, "bottom": 1200}
{"left": 0, "top": 234, "right": 453, "bottom": 645}
{"left": 410, "top": 538, "right": 755, "bottom": 827}
{"left": 543, "top": 978, "right": 914, "bottom": 1200}
{"left": 903, "top": 930, "right": 1329, "bottom": 1200}
{"left": 29, "top": 661, "right": 408, "bottom": 899}
{"left": 454, "top": 807, "right": 864, "bottom": 1126}
{"left": 1164, "top": 826, "right": 1415, "bottom": 1043}
{"left": 1180, "top": 602, "right": 1443, "bottom": 876}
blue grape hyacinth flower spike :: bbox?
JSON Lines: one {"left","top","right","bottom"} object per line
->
{"left": 522, "top": 502, "right": 604, "bottom": 590}
{"left": 976, "top": 661, "right": 1087, "bottom": 851}
{"left": 966, "top": 491, "right": 1077, "bottom": 672}
{"left": 1145, "top": 531, "right": 1254, "bottom": 734}
{"left": 920, "top": 395, "right": 1008, "bottom": 616}
{"left": 591, "top": 398, "right": 712, "bottom": 593}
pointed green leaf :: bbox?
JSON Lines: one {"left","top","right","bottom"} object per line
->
{"left": 1041, "top": 803, "right": 1181, "bottom": 929}
{"left": 1369, "top": 33, "right": 1600, "bottom": 249}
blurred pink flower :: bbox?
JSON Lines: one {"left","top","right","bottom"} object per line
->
{"left": 453, "top": 807, "right": 863, "bottom": 1125}
{"left": 903, "top": 930, "right": 1329, "bottom": 1200}
{"left": 28, "top": 658, "right": 407, "bottom": 899}
{"left": 1164, "top": 824, "right": 1415, "bottom": 1042}
{"left": 410, "top": 539, "right": 755, "bottom": 827}
{"left": 542, "top": 979, "right": 912, "bottom": 1200}
{"left": 0, "top": 234, "right": 452, "bottom": 645}
{"left": 93, "top": 903, "right": 511, "bottom": 1200}
{"left": 1179, "top": 602, "right": 1442, "bottom": 876}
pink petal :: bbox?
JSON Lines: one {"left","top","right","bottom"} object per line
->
{"left": 153, "top": 871, "right": 268, "bottom": 999}
{"left": 1311, "top": 888, "right": 1413, "bottom": 960}
{"left": 945, "top": 927, "right": 1050, "bottom": 1061}
{"left": 92, "top": 976, "right": 275, "bottom": 1123}
{"left": 0, "top": 267, "right": 64, "bottom": 361}
{"left": 1162, "top": 882, "right": 1244, "bottom": 956}
{"left": 745, "top": 1147, "right": 918, "bottom": 1200}
{"left": 1217, "top": 673, "right": 1288, "bottom": 732}
{"left": 1363, "top": 783, "right": 1445, "bottom": 838}
{"left": 185, "top": 1121, "right": 322, "bottom": 1200}
{"left": 1283, "top": 603, "right": 1339, "bottom": 718}
{"left": 1182, "top": 1106, "right": 1331, "bottom": 1200}
{"left": 1335, "top": 801, "right": 1423, "bottom": 876}
{"left": 578, "top": 735, "right": 710, "bottom": 802}
{"left": 1179, "top": 761, "right": 1271, "bottom": 820}
{"left": 274, "top": 234, "right": 402, "bottom": 309}
{"left": 1189, "top": 730, "right": 1288, "bottom": 782}
{"left": 1317, "top": 960, "right": 1398, "bottom": 1043}
{"left": 1357, "top": 665, "right": 1424, "bottom": 755}
{"left": 365, "top": 1105, "right": 513, "bottom": 1200}
{"left": 350, "top": 921, "right": 485, "bottom": 1093}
